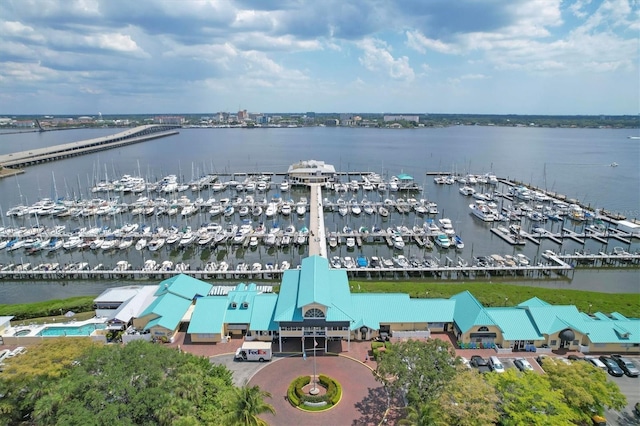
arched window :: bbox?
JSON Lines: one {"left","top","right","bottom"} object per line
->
{"left": 304, "top": 308, "right": 325, "bottom": 318}
{"left": 478, "top": 326, "right": 489, "bottom": 332}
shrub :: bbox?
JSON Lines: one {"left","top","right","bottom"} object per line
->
{"left": 371, "top": 341, "right": 384, "bottom": 350}
{"left": 287, "top": 375, "right": 342, "bottom": 410}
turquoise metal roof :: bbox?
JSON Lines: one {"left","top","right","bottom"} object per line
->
{"left": 297, "top": 256, "right": 334, "bottom": 308}
{"left": 486, "top": 308, "right": 544, "bottom": 341}
{"left": 274, "top": 256, "right": 354, "bottom": 323}
{"left": 518, "top": 297, "right": 551, "bottom": 307}
{"left": 397, "top": 173, "right": 413, "bottom": 180}
{"left": 143, "top": 293, "right": 192, "bottom": 331}
{"left": 154, "top": 274, "right": 213, "bottom": 299}
{"left": 188, "top": 297, "right": 227, "bottom": 334}
{"left": 526, "top": 306, "right": 586, "bottom": 334}
{"left": 450, "top": 291, "right": 496, "bottom": 333}
{"left": 249, "top": 294, "right": 279, "bottom": 331}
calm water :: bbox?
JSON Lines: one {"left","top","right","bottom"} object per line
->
{"left": 0, "top": 126, "right": 638, "bottom": 304}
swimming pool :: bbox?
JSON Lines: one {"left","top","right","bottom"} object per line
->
{"left": 37, "top": 323, "right": 106, "bottom": 337}
{"left": 14, "top": 329, "right": 32, "bottom": 337}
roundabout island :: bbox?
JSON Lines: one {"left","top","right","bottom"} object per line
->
{"left": 248, "top": 354, "right": 389, "bottom": 425}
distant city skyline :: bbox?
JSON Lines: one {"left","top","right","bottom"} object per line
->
{"left": 0, "top": 0, "right": 638, "bottom": 116}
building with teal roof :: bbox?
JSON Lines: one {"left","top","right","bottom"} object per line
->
{"left": 96, "top": 256, "right": 639, "bottom": 354}
{"left": 132, "top": 274, "right": 213, "bottom": 340}
{"left": 451, "top": 291, "right": 640, "bottom": 353}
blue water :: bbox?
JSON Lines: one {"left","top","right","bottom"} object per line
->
{"left": 0, "top": 126, "right": 638, "bottom": 304}
{"left": 36, "top": 323, "right": 106, "bottom": 336}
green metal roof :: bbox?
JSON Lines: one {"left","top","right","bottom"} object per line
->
{"left": 485, "top": 308, "right": 544, "bottom": 341}
{"left": 450, "top": 291, "right": 496, "bottom": 333}
{"left": 142, "top": 293, "right": 192, "bottom": 331}
{"left": 154, "top": 274, "right": 213, "bottom": 299}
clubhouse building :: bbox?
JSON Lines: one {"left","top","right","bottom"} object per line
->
{"left": 89, "top": 255, "right": 639, "bottom": 355}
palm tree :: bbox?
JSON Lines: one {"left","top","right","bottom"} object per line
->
{"left": 223, "top": 385, "right": 276, "bottom": 426}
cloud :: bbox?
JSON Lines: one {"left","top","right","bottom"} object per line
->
{"left": 358, "top": 38, "right": 415, "bottom": 81}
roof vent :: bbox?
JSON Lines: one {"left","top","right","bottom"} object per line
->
{"left": 230, "top": 302, "right": 237, "bottom": 309}
{"left": 242, "top": 301, "right": 249, "bottom": 308}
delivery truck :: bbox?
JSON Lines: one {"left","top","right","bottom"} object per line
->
{"left": 234, "top": 341, "right": 273, "bottom": 362}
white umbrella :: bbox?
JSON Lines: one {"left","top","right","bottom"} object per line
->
{"left": 64, "top": 311, "right": 76, "bottom": 317}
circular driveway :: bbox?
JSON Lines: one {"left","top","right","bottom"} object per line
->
{"left": 248, "top": 355, "right": 388, "bottom": 426}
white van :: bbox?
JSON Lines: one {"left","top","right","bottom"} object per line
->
{"left": 489, "top": 356, "right": 505, "bottom": 373}
{"left": 8, "top": 346, "right": 26, "bottom": 357}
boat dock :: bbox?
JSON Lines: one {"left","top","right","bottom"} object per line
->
{"left": 0, "top": 125, "right": 180, "bottom": 170}
{"left": 308, "top": 183, "right": 327, "bottom": 258}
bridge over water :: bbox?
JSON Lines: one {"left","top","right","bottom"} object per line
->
{"left": 0, "top": 124, "right": 179, "bottom": 170}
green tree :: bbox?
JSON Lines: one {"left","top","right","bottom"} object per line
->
{"left": 429, "top": 369, "right": 500, "bottom": 426}
{"left": 222, "top": 384, "right": 276, "bottom": 426}
{"left": 12, "top": 340, "right": 235, "bottom": 425}
{"left": 542, "top": 360, "right": 626, "bottom": 422}
{"left": 374, "top": 339, "right": 458, "bottom": 407}
{"left": 486, "top": 369, "right": 579, "bottom": 426}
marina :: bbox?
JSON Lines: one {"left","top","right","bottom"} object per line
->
{"left": 0, "top": 125, "right": 638, "bottom": 304}
{"left": 0, "top": 162, "right": 638, "bottom": 282}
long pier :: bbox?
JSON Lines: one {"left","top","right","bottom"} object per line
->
{"left": 0, "top": 125, "right": 180, "bottom": 170}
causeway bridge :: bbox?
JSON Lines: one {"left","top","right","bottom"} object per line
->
{"left": 0, "top": 125, "right": 180, "bottom": 170}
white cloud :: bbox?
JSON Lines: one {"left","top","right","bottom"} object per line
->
{"left": 358, "top": 38, "right": 415, "bottom": 81}
{"left": 406, "top": 30, "right": 458, "bottom": 54}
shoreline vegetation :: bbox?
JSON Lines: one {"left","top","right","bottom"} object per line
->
{"left": 1, "top": 281, "right": 637, "bottom": 322}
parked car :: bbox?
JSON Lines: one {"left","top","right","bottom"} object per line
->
{"left": 458, "top": 356, "right": 472, "bottom": 369}
{"left": 598, "top": 356, "right": 625, "bottom": 377}
{"left": 7, "top": 347, "right": 26, "bottom": 357}
{"left": 470, "top": 355, "right": 491, "bottom": 373}
{"left": 610, "top": 355, "right": 639, "bottom": 377}
{"left": 489, "top": 356, "right": 505, "bottom": 373}
{"left": 514, "top": 358, "right": 534, "bottom": 372}
{"left": 567, "top": 354, "right": 584, "bottom": 361}
{"left": 584, "top": 356, "right": 607, "bottom": 371}
{"left": 0, "top": 349, "right": 11, "bottom": 362}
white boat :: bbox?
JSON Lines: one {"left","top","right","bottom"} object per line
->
{"left": 363, "top": 202, "right": 375, "bottom": 215}
{"left": 342, "top": 256, "right": 356, "bottom": 269}
{"left": 459, "top": 185, "right": 475, "bottom": 196}
{"left": 90, "top": 238, "right": 105, "bottom": 250}
{"left": 296, "top": 200, "right": 307, "bottom": 216}
{"left": 438, "top": 218, "right": 456, "bottom": 236}
{"left": 345, "top": 236, "right": 356, "bottom": 249}
{"left": 281, "top": 202, "right": 292, "bottom": 216}
{"left": 158, "top": 260, "right": 172, "bottom": 272}
{"left": 392, "top": 235, "right": 405, "bottom": 250}
{"left": 265, "top": 203, "right": 278, "bottom": 218}
{"left": 252, "top": 205, "right": 263, "bottom": 217}
{"left": 251, "top": 262, "right": 263, "bottom": 273}
{"left": 249, "top": 235, "right": 259, "bottom": 248}
{"left": 142, "top": 259, "right": 157, "bottom": 271}
{"left": 223, "top": 206, "right": 235, "bottom": 217}
{"left": 330, "top": 256, "right": 342, "bottom": 268}
{"left": 378, "top": 206, "right": 389, "bottom": 217}
{"left": 515, "top": 254, "right": 530, "bottom": 266}
{"left": 350, "top": 202, "right": 361, "bottom": 215}
{"left": 179, "top": 231, "right": 197, "bottom": 247}
{"left": 469, "top": 203, "right": 495, "bottom": 222}
{"left": 280, "top": 180, "right": 290, "bottom": 191}
{"left": 118, "top": 237, "right": 134, "bottom": 250}
{"left": 393, "top": 255, "right": 409, "bottom": 268}
{"left": 113, "top": 260, "right": 131, "bottom": 271}
{"left": 454, "top": 235, "right": 464, "bottom": 250}
{"left": 280, "top": 260, "right": 290, "bottom": 271}
{"left": 135, "top": 238, "right": 148, "bottom": 251}
{"left": 435, "top": 233, "right": 451, "bottom": 248}
{"left": 328, "top": 232, "right": 338, "bottom": 248}
{"left": 148, "top": 238, "right": 166, "bottom": 251}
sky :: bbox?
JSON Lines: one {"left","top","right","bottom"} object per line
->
{"left": 0, "top": 0, "right": 638, "bottom": 115}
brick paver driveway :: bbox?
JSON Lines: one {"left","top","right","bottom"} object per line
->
{"left": 249, "top": 354, "right": 389, "bottom": 426}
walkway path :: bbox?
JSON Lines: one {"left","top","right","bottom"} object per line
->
{"left": 307, "top": 183, "right": 327, "bottom": 258}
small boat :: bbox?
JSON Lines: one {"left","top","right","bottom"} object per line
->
{"left": 454, "top": 235, "right": 464, "bottom": 250}
{"left": 342, "top": 256, "right": 356, "bottom": 269}
{"left": 345, "top": 236, "right": 356, "bottom": 249}
{"left": 392, "top": 235, "right": 405, "bottom": 250}
{"left": 330, "top": 256, "right": 342, "bottom": 268}
{"left": 378, "top": 206, "right": 389, "bottom": 217}
{"left": 135, "top": 238, "right": 148, "bottom": 251}
{"left": 393, "top": 255, "right": 409, "bottom": 268}
{"left": 148, "top": 238, "right": 166, "bottom": 251}
{"left": 435, "top": 233, "right": 450, "bottom": 248}
{"left": 356, "top": 255, "right": 369, "bottom": 268}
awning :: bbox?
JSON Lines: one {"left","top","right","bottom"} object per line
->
{"left": 107, "top": 324, "right": 124, "bottom": 331}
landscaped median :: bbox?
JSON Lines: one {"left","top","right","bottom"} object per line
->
{"left": 287, "top": 374, "right": 342, "bottom": 411}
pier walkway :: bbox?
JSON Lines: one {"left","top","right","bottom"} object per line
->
{"left": 0, "top": 125, "right": 180, "bottom": 169}
{"left": 308, "top": 183, "right": 328, "bottom": 258}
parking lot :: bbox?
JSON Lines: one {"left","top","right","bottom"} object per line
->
{"left": 464, "top": 353, "right": 639, "bottom": 425}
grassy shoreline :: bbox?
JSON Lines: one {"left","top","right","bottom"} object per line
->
{"left": 0, "top": 282, "right": 637, "bottom": 322}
